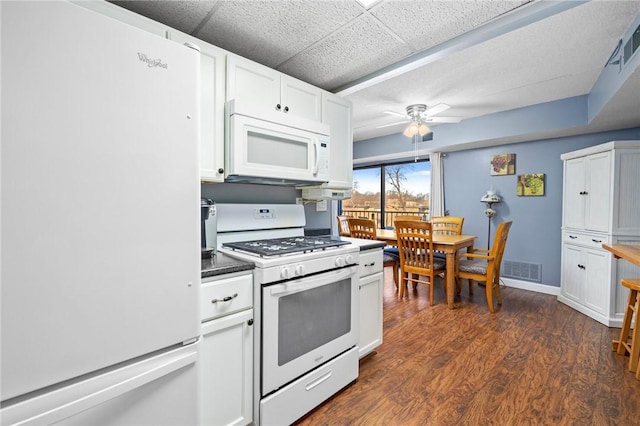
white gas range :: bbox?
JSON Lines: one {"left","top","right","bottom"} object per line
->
{"left": 214, "top": 204, "right": 360, "bottom": 426}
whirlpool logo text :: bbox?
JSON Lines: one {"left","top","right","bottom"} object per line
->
{"left": 137, "top": 53, "right": 168, "bottom": 69}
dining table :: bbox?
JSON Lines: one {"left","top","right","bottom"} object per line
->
{"left": 376, "top": 228, "right": 476, "bottom": 309}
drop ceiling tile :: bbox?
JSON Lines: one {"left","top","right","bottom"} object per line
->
{"left": 110, "top": 1, "right": 215, "bottom": 34}
{"left": 280, "top": 13, "right": 413, "bottom": 90}
{"left": 196, "top": 1, "right": 363, "bottom": 70}
{"left": 348, "top": 0, "right": 640, "bottom": 140}
{"left": 370, "top": 0, "right": 530, "bottom": 52}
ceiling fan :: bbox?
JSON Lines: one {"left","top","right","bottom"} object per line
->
{"left": 377, "top": 104, "right": 462, "bottom": 137}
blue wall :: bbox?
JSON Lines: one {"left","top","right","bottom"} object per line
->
{"left": 434, "top": 128, "right": 640, "bottom": 287}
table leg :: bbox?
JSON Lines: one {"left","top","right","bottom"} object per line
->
{"left": 446, "top": 250, "right": 456, "bottom": 309}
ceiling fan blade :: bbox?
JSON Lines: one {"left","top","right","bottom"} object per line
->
{"left": 383, "top": 110, "right": 407, "bottom": 118}
{"left": 376, "top": 120, "right": 409, "bottom": 129}
{"left": 424, "top": 116, "right": 462, "bottom": 123}
{"left": 425, "top": 103, "right": 450, "bottom": 116}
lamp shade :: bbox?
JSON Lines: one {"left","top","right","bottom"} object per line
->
{"left": 403, "top": 122, "right": 431, "bottom": 138}
{"left": 403, "top": 122, "right": 419, "bottom": 137}
{"left": 418, "top": 123, "right": 430, "bottom": 136}
{"left": 480, "top": 190, "right": 501, "bottom": 203}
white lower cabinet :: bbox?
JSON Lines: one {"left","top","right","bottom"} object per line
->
{"left": 200, "top": 272, "right": 253, "bottom": 426}
{"left": 560, "top": 238, "right": 610, "bottom": 319}
{"left": 358, "top": 248, "right": 383, "bottom": 359}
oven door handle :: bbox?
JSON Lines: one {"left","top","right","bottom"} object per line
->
{"left": 269, "top": 266, "right": 356, "bottom": 296}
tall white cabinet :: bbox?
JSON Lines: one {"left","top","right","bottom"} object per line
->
{"left": 559, "top": 140, "right": 640, "bottom": 326}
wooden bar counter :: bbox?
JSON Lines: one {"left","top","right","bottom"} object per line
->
{"left": 602, "top": 244, "right": 640, "bottom": 268}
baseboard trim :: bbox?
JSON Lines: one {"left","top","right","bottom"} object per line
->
{"left": 500, "top": 278, "right": 560, "bottom": 296}
{"left": 500, "top": 278, "right": 623, "bottom": 327}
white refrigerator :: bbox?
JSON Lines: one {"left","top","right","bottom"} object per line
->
{"left": 1, "top": 1, "right": 201, "bottom": 424}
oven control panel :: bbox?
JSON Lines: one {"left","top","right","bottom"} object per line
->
{"left": 256, "top": 248, "right": 359, "bottom": 285}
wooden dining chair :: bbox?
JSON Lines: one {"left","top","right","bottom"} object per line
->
{"left": 337, "top": 215, "right": 351, "bottom": 236}
{"left": 431, "top": 216, "right": 464, "bottom": 235}
{"left": 348, "top": 218, "right": 399, "bottom": 287}
{"left": 456, "top": 221, "right": 512, "bottom": 313}
{"left": 396, "top": 214, "right": 423, "bottom": 222}
{"left": 394, "top": 220, "right": 446, "bottom": 304}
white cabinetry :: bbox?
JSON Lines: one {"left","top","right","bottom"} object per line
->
{"left": 358, "top": 248, "right": 384, "bottom": 358}
{"left": 563, "top": 151, "right": 612, "bottom": 231}
{"left": 226, "top": 55, "right": 321, "bottom": 121}
{"left": 559, "top": 141, "right": 640, "bottom": 326}
{"left": 321, "top": 92, "right": 353, "bottom": 190}
{"left": 200, "top": 272, "right": 254, "bottom": 426}
{"left": 169, "top": 31, "right": 227, "bottom": 183}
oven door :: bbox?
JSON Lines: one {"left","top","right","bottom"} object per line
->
{"left": 261, "top": 265, "right": 358, "bottom": 395}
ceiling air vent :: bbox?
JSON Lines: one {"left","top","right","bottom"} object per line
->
{"left": 623, "top": 23, "right": 640, "bottom": 65}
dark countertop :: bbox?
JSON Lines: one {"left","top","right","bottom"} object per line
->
{"left": 340, "top": 237, "right": 386, "bottom": 251}
{"left": 201, "top": 252, "right": 255, "bottom": 279}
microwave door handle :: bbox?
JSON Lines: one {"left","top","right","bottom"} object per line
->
{"left": 312, "top": 138, "right": 319, "bottom": 176}
{"left": 270, "top": 266, "right": 355, "bottom": 296}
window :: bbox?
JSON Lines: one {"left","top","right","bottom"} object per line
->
{"left": 340, "top": 160, "right": 430, "bottom": 229}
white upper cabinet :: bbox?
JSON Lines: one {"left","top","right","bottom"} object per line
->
{"left": 320, "top": 92, "right": 353, "bottom": 190}
{"left": 561, "top": 141, "right": 640, "bottom": 234}
{"left": 281, "top": 76, "right": 323, "bottom": 121}
{"left": 226, "top": 55, "right": 321, "bottom": 122}
{"left": 563, "top": 151, "right": 611, "bottom": 232}
{"left": 168, "top": 31, "right": 226, "bottom": 183}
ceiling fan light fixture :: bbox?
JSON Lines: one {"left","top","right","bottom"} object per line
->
{"left": 418, "top": 123, "right": 430, "bottom": 136}
{"left": 403, "top": 122, "right": 419, "bottom": 137}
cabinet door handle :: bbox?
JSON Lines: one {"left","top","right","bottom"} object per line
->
{"left": 365, "top": 262, "right": 376, "bottom": 267}
{"left": 211, "top": 293, "right": 238, "bottom": 303}
{"left": 284, "top": 106, "right": 289, "bottom": 112}
{"left": 569, "top": 235, "right": 578, "bottom": 239}
{"left": 577, "top": 264, "right": 586, "bottom": 270}
{"left": 275, "top": 103, "right": 281, "bottom": 111}
{"left": 592, "top": 239, "right": 602, "bottom": 243}
{"left": 247, "top": 318, "right": 254, "bottom": 326}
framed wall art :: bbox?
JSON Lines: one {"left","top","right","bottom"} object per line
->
{"left": 490, "top": 153, "right": 515, "bottom": 175}
{"left": 517, "top": 173, "right": 545, "bottom": 196}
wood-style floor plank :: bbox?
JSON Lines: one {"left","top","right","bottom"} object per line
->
{"left": 295, "top": 268, "right": 640, "bottom": 426}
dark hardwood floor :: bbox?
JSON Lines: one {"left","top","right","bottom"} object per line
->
{"left": 295, "top": 269, "right": 640, "bottom": 425}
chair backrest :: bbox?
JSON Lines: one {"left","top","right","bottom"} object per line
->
{"left": 397, "top": 215, "right": 423, "bottom": 221}
{"left": 431, "top": 216, "right": 464, "bottom": 235}
{"left": 347, "top": 218, "right": 376, "bottom": 240}
{"left": 394, "top": 220, "right": 436, "bottom": 270}
{"left": 490, "top": 221, "right": 513, "bottom": 278}
{"left": 337, "top": 215, "right": 351, "bottom": 236}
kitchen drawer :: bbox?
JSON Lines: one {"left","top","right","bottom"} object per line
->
{"left": 260, "top": 347, "right": 358, "bottom": 426}
{"left": 201, "top": 273, "right": 253, "bottom": 322}
{"left": 562, "top": 230, "right": 610, "bottom": 250}
{"left": 358, "top": 249, "right": 383, "bottom": 277}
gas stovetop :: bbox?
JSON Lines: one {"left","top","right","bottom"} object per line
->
{"left": 222, "top": 236, "right": 351, "bottom": 257}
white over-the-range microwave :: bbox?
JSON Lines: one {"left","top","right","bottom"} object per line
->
{"left": 224, "top": 99, "right": 331, "bottom": 186}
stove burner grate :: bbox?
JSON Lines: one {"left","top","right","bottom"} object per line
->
{"left": 222, "top": 236, "right": 350, "bottom": 257}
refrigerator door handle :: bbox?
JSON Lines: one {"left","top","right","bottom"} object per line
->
{"left": 1, "top": 345, "right": 198, "bottom": 426}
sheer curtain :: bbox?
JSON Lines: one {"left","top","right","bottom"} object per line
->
{"left": 429, "top": 152, "right": 444, "bottom": 218}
